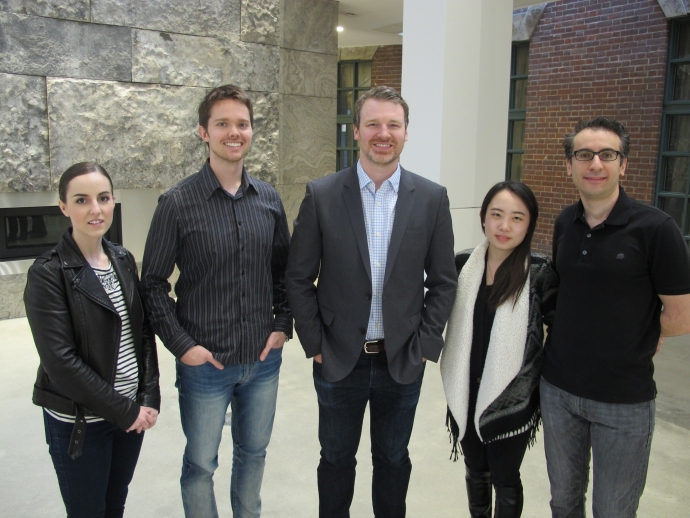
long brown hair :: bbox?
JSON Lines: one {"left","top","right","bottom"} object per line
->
{"left": 480, "top": 181, "right": 539, "bottom": 310}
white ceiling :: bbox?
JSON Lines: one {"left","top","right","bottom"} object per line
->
{"left": 337, "top": 0, "right": 547, "bottom": 48}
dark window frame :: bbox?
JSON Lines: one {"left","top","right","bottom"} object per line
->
{"left": 656, "top": 17, "right": 690, "bottom": 244}
{"left": 506, "top": 42, "right": 529, "bottom": 181}
{"left": 336, "top": 60, "right": 372, "bottom": 170}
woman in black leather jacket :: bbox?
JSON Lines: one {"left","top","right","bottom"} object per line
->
{"left": 24, "top": 162, "right": 160, "bottom": 518}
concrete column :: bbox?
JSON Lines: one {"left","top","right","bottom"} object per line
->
{"left": 401, "top": 0, "right": 514, "bottom": 250}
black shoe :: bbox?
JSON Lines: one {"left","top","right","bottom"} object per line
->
{"left": 494, "top": 484, "right": 523, "bottom": 518}
{"left": 465, "top": 467, "right": 492, "bottom": 518}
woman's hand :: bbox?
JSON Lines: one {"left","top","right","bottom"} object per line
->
{"left": 127, "top": 406, "right": 159, "bottom": 434}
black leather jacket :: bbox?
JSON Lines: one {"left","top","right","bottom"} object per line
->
{"left": 25, "top": 230, "right": 160, "bottom": 434}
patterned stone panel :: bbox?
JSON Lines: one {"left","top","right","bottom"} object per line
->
{"left": 280, "top": 94, "right": 336, "bottom": 184}
{"left": 245, "top": 92, "right": 280, "bottom": 185}
{"left": 91, "top": 0, "right": 240, "bottom": 40}
{"left": 47, "top": 79, "right": 207, "bottom": 190}
{"left": 276, "top": 183, "right": 308, "bottom": 232}
{"left": 282, "top": 0, "right": 337, "bottom": 55}
{"left": 0, "top": 73, "right": 50, "bottom": 192}
{"left": 0, "top": 12, "right": 131, "bottom": 81}
{"left": 0, "top": 0, "right": 89, "bottom": 21}
{"left": 241, "top": 0, "right": 280, "bottom": 45}
{"left": 0, "top": 273, "right": 27, "bottom": 320}
{"left": 132, "top": 30, "right": 279, "bottom": 91}
{"left": 280, "top": 49, "right": 336, "bottom": 98}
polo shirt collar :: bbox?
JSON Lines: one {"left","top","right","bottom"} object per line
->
{"left": 356, "top": 160, "right": 401, "bottom": 193}
{"left": 574, "top": 186, "right": 632, "bottom": 226}
{"left": 198, "top": 159, "right": 256, "bottom": 199}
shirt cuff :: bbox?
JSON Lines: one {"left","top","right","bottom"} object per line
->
{"left": 164, "top": 329, "right": 199, "bottom": 359}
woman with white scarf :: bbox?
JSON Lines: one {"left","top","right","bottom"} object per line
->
{"left": 440, "top": 181, "right": 558, "bottom": 517}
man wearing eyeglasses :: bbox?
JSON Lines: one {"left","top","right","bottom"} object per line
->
{"left": 540, "top": 117, "right": 690, "bottom": 517}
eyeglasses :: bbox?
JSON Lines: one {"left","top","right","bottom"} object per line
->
{"left": 572, "top": 149, "right": 622, "bottom": 161}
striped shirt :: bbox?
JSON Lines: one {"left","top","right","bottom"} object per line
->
{"left": 46, "top": 263, "right": 138, "bottom": 423}
{"left": 141, "top": 161, "right": 292, "bottom": 365}
{"left": 357, "top": 161, "right": 400, "bottom": 341}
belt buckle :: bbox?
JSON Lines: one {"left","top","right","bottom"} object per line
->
{"left": 364, "top": 340, "right": 379, "bottom": 354}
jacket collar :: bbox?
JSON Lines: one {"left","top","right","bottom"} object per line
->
{"left": 55, "top": 229, "right": 126, "bottom": 269}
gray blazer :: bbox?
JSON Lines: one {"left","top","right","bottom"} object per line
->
{"left": 286, "top": 165, "right": 457, "bottom": 384}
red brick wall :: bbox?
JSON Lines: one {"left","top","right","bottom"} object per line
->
{"left": 521, "top": 0, "right": 669, "bottom": 254}
{"left": 372, "top": 45, "right": 403, "bottom": 92}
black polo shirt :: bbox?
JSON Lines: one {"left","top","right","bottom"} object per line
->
{"left": 543, "top": 187, "right": 690, "bottom": 403}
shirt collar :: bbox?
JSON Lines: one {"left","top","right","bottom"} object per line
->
{"left": 573, "top": 186, "right": 632, "bottom": 226}
{"left": 356, "top": 160, "right": 401, "bottom": 193}
{"left": 198, "top": 159, "right": 256, "bottom": 200}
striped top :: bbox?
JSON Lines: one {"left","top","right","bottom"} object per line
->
{"left": 46, "top": 263, "right": 139, "bottom": 423}
{"left": 140, "top": 161, "right": 292, "bottom": 365}
{"left": 357, "top": 161, "right": 400, "bottom": 341}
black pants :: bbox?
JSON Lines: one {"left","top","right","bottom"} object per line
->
{"left": 460, "top": 422, "right": 530, "bottom": 489}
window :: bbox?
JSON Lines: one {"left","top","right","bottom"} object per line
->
{"left": 657, "top": 18, "right": 690, "bottom": 245}
{"left": 337, "top": 61, "right": 372, "bottom": 170}
{"left": 506, "top": 43, "right": 529, "bottom": 181}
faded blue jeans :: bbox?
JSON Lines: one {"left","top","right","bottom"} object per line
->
{"left": 540, "top": 378, "right": 655, "bottom": 518}
{"left": 176, "top": 347, "right": 282, "bottom": 518}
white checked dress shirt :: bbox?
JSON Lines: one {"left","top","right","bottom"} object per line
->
{"left": 357, "top": 161, "right": 400, "bottom": 341}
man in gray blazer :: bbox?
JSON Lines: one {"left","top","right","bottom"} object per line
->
{"left": 286, "top": 86, "right": 457, "bottom": 517}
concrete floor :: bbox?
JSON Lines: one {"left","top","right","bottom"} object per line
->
{"left": 1, "top": 316, "right": 688, "bottom": 517}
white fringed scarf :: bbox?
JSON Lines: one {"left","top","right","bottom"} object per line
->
{"left": 440, "top": 240, "right": 530, "bottom": 442}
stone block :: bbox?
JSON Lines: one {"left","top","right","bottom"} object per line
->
{"left": 280, "top": 95, "right": 336, "bottom": 184}
{"left": 47, "top": 79, "right": 207, "bottom": 190}
{"left": 276, "top": 183, "right": 308, "bottom": 232}
{"left": 241, "top": 0, "right": 280, "bottom": 45}
{"left": 282, "top": 0, "right": 337, "bottom": 55}
{"left": 512, "top": 3, "right": 547, "bottom": 42}
{"left": 0, "top": 273, "right": 27, "bottom": 320}
{"left": 657, "top": 0, "right": 689, "bottom": 18}
{"left": 132, "top": 30, "right": 279, "bottom": 91}
{"left": 0, "top": 0, "right": 89, "bottom": 21}
{"left": 280, "top": 49, "right": 336, "bottom": 98}
{"left": 92, "top": 0, "right": 240, "bottom": 39}
{"left": 339, "top": 46, "right": 378, "bottom": 61}
{"left": 0, "top": 12, "right": 131, "bottom": 81}
{"left": 245, "top": 92, "right": 280, "bottom": 185}
{"left": 0, "top": 73, "right": 50, "bottom": 192}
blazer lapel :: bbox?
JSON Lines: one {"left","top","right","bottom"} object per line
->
{"left": 342, "top": 167, "right": 372, "bottom": 281}
{"left": 384, "top": 168, "right": 415, "bottom": 286}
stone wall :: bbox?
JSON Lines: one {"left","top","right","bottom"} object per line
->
{"left": 0, "top": 0, "right": 338, "bottom": 319}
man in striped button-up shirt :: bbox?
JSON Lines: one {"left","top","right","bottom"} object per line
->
{"left": 141, "top": 85, "right": 291, "bottom": 518}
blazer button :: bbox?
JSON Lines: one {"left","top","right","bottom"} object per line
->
{"left": 359, "top": 328, "right": 366, "bottom": 335}
{"left": 366, "top": 293, "right": 371, "bottom": 300}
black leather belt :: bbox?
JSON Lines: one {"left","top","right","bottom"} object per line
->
{"left": 364, "top": 339, "right": 385, "bottom": 353}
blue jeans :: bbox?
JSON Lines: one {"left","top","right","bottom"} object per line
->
{"left": 176, "top": 347, "right": 282, "bottom": 518}
{"left": 43, "top": 410, "right": 144, "bottom": 518}
{"left": 540, "top": 378, "right": 655, "bottom": 518}
{"left": 313, "top": 351, "right": 425, "bottom": 518}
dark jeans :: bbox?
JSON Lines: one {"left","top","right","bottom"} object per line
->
{"left": 43, "top": 411, "right": 144, "bottom": 518}
{"left": 460, "top": 421, "right": 530, "bottom": 489}
{"left": 313, "top": 351, "right": 425, "bottom": 518}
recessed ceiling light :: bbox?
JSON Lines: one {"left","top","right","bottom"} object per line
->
{"left": 337, "top": 26, "right": 344, "bottom": 32}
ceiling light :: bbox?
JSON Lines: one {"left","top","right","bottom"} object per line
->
{"left": 337, "top": 26, "right": 344, "bottom": 32}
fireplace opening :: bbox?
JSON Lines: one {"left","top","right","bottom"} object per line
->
{"left": 1, "top": 204, "right": 122, "bottom": 261}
